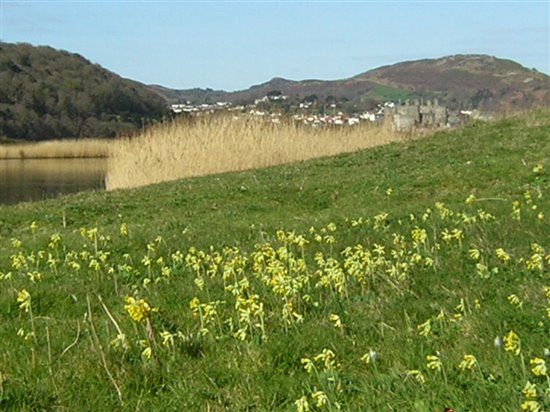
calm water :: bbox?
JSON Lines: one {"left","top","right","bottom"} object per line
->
{"left": 0, "top": 158, "right": 107, "bottom": 205}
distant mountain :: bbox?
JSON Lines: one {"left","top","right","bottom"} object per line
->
{"left": 0, "top": 42, "right": 167, "bottom": 141}
{"left": 155, "top": 55, "right": 549, "bottom": 112}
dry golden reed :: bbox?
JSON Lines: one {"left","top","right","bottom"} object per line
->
{"left": 0, "top": 139, "right": 109, "bottom": 159}
{"left": 106, "top": 116, "right": 414, "bottom": 190}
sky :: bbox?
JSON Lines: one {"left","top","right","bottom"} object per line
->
{"left": 1, "top": 1, "right": 549, "bottom": 91}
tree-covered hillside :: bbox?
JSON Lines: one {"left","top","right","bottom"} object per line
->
{"left": 0, "top": 42, "right": 168, "bottom": 140}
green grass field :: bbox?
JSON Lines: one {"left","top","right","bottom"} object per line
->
{"left": 1, "top": 110, "right": 549, "bottom": 411}
{"left": 364, "top": 84, "right": 416, "bottom": 102}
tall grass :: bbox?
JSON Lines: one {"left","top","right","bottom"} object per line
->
{"left": 0, "top": 139, "right": 110, "bottom": 159}
{"left": 106, "top": 116, "right": 415, "bottom": 190}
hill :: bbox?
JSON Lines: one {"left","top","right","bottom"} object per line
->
{"left": 159, "top": 54, "right": 550, "bottom": 112}
{"left": 0, "top": 109, "right": 548, "bottom": 410}
{"left": 0, "top": 42, "right": 168, "bottom": 141}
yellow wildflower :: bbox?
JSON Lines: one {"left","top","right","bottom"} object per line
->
{"left": 311, "top": 390, "right": 328, "bottom": 408}
{"left": 295, "top": 395, "right": 310, "bottom": 412}
{"left": 411, "top": 227, "right": 427, "bottom": 246}
{"left": 530, "top": 358, "right": 547, "bottom": 377}
{"left": 141, "top": 346, "right": 152, "bottom": 361}
{"left": 426, "top": 354, "right": 442, "bottom": 372}
{"left": 503, "top": 330, "right": 521, "bottom": 355}
{"left": 124, "top": 296, "right": 154, "bottom": 323}
{"left": 11, "top": 238, "right": 22, "bottom": 248}
{"left": 110, "top": 333, "right": 129, "bottom": 350}
{"left": 522, "top": 381, "right": 537, "bottom": 398}
{"left": 521, "top": 400, "right": 541, "bottom": 412}
{"left": 495, "top": 248, "right": 510, "bottom": 262}
{"left": 406, "top": 369, "right": 426, "bottom": 384}
{"left": 329, "top": 313, "right": 343, "bottom": 329}
{"left": 458, "top": 354, "right": 477, "bottom": 371}
{"left": 314, "top": 348, "right": 339, "bottom": 371}
{"left": 468, "top": 247, "right": 480, "bottom": 261}
{"left": 17, "top": 289, "right": 31, "bottom": 312}
{"left": 301, "top": 357, "right": 315, "bottom": 374}
{"left": 507, "top": 294, "right": 523, "bottom": 308}
{"left": 160, "top": 331, "right": 175, "bottom": 347}
{"left": 417, "top": 319, "right": 431, "bottom": 337}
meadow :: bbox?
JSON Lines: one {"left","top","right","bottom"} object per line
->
{"left": 0, "top": 109, "right": 548, "bottom": 411}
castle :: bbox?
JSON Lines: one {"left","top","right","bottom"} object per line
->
{"left": 385, "top": 99, "right": 448, "bottom": 131}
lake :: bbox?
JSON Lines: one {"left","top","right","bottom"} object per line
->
{"left": 0, "top": 158, "right": 107, "bottom": 206}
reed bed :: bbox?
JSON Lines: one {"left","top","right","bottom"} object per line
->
{"left": 106, "top": 116, "right": 415, "bottom": 190}
{"left": 0, "top": 138, "right": 110, "bottom": 159}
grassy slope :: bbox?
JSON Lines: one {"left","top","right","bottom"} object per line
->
{"left": 0, "top": 110, "right": 549, "bottom": 411}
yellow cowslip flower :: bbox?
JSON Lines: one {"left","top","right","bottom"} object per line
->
{"left": 301, "top": 358, "right": 315, "bottom": 374}
{"left": 465, "top": 194, "right": 476, "bottom": 204}
{"left": 160, "top": 331, "right": 175, "bottom": 347}
{"left": 326, "top": 222, "right": 337, "bottom": 232}
{"left": 503, "top": 330, "right": 521, "bottom": 355}
{"left": 417, "top": 319, "right": 431, "bottom": 337}
{"left": 311, "top": 390, "right": 328, "bottom": 408}
{"left": 373, "top": 244, "right": 385, "bottom": 255}
{"left": 530, "top": 358, "right": 547, "bottom": 377}
{"left": 329, "top": 313, "right": 342, "bottom": 329}
{"left": 17, "top": 289, "right": 31, "bottom": 312}
{"left": 11, "top": 238, "right": 22, "bottom": 248}
{"left": 458, "top": 354, "right": 477, "bottom": 371}
{"left": 314, "top": 348, "right": 338, "bottom": 371}
{"left": 441, "top": 228, "right": 452, "bottom": 243}
{"left": 30, "top": 221, "right": 38, "bottom": 231}
{"left": 124, "top": 296, "right": 154, "bottom": 323}
{"left": 544, "top": 286, "right": 550, "bottom": 300}
{"left": 119, "top": 223, "right": 128, "bottom": 236}
{"left": 522, "top": 381, "right": 537, "bottom": 398}
{"left": 424, "top": 257, "right": 434, "bottom": 267}
{"left": 426, "top": 354, "right": 442, "bottom": 372}
{"left": 411, "top": 226, "right": 427, "bottom": 246}
{"left": 525, "top": 254, "right": 544, "bottom": 271}
{"left": 406, "top": 369, "right": 426, "bottom": 384}
{"left": 141, "top": 346, "right": 152, "bottom": 361}
{"left": 295, "top": 395, "right": 310, "bottom": 412}
{"left": 495, "top": 248, "right": 510, "bottom": 263}
{"left": 110, "top": 333, "right": 129, "bottom": 350}
{"left": 468, "top": 247, "right": 480, "bottom": 261}
{"left": 512, "top": 200, "right": 521, "bottom": 220}
{"left": 521, "top": 400, "right": 541, "bottom": 412}
{"left": 507, "top": 294, "right": 523, "bottom": 308}
{"left": 532, "top": 163, "right": 544, "bottom": 174}
{"left": 451, "top": 228, "right": 463, "bottom": 241}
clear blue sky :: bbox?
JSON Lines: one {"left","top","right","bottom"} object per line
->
{"left": 1, "top": 1, "right": 548, "bottom": 91}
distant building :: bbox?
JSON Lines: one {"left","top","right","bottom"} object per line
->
{"left": 385, "top": 99, "right": 448, "bottom": 131}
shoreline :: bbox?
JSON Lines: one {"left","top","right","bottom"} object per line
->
{"left": 0, "top": 138, "right": 111, "bottom": 160}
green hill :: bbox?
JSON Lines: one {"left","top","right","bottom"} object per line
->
{"left": 0, "top": 42, "right": 168, "bottom": 140}
{"left": 163, "top": 55, "right": 550, "bottom": 112}
{"left": 0, "top": 110, "right": 549, "bottom": 410}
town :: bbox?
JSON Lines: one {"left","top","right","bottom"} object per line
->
{"left": 169, "top": 93, "right": 487, "bottom": 131}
